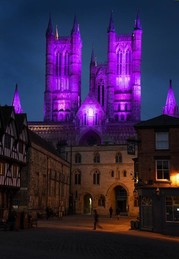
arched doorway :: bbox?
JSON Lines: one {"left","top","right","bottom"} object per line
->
{"left": 83, "top": 193, "right": 92, "bottom": 214}
{"left": 114, "top": 186, "right": 128, "bottom": 214}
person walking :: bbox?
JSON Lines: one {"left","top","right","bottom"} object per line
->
{"left": 109, "top": 206, "right": 113, "bottom": 218}
{"left": 93, "top": 209, "right": 99, "bottom": 230}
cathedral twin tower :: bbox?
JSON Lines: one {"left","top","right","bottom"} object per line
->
{"left": 43, "top": 13, "right": 142, "bottom": 145}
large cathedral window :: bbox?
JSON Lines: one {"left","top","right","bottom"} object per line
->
{"left": 97, "top": 80, "right": 105, "bottom": 107}
{"left": 56, "top": 52, "right": 62, "bottom": 76}
{"left": 64, "top": 51, "right": 69, "bottom": 76}
{"left": 125, "top": 49, "right": 131, "bottom": 75}
{"left": 117, "top": 50, "right": 122, "bottom": 75}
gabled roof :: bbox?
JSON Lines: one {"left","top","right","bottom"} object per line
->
{"left": 0, "top": 106, "right": 15, "bottom": 132}
{"left": 135, "top": 114, "right": 179, "bottom": 129}
{"left": 77, "top": 93, "right": 105, "bottom": 116}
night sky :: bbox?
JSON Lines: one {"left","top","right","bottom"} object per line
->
{"left": 0, "top": 0, "right": 179, "bottom": 121}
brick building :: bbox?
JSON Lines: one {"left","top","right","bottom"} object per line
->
{"left": 134, "top": 114, "right": 179, "bottom": 235}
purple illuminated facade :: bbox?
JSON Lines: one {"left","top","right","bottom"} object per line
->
{"left": 12, "top": 84, "right": 23, "bottom": 114}
{"left": 44, "top": 16, "right": 82, "bottom": 122}
{"left": 163, "top": 80, "right": 179, "bottom": 117}
{"left": 42, "top": 13, "right": 142, "bottom": 145}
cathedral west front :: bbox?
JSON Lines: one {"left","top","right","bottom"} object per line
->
{"left": 27, "top": 12, "right": 142, "bottom": 216}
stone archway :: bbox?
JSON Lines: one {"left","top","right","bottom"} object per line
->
{"left": 83, "top": 193, "right": 92, "bottom": 215}
{"left": 114, "top": 186, "right": 128, "bottom": 214}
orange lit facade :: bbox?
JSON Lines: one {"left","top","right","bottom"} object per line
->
{"left": 134, "top": 115, "right": 179, "bottom": 236}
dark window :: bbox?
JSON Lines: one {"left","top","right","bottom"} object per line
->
{"left": 94, "top": 152, "right": 100, "bottom": 163}
{"left": 75, "top": 171, "right": 81, "bottom": 185}
{"left": 93, "top": 170, "right": 100, "bottom": 185}
{"left": 19, "top": 141, "right": 23, "bottom": 153}
{"left": 5, "top": 134, "right": 11, "bottom": 149}
{"left": 75, "top": 153, "right": 81, "bottom": 164}
{"left": 116, "top": 152, "right": 122, "bottom": 163}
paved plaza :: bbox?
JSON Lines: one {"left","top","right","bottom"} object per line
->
{"left": 0, "top": 215, "right": 179, "bottom": 259}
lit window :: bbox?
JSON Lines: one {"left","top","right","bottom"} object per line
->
{"left": 156, "top": 132, "right": 169, "bottom": 150}
{"left": 156, "top": 160, "right": 170, "bottom": 180}
{"left": 166, "top": 196, "right": 179, "bottom": 222}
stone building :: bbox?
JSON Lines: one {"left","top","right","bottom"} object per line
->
{"left": 65, "top": 144, "right": 138, "bottom": 216}
{"left": 18, "top": 130, "right": 70, "bottom": 216}
{"left": 13, "top": 12, "right": 143, "bottom": 216}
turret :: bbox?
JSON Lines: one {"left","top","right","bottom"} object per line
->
{"left": 70, "top": 15, "right": 82, "bottom": 111}
{"left": 12, "top": 84, "right": 23, "bottom": 114}
{"left": 132, "top": 11, "right": 142, "bottom": 121}
{"left": 44, "top": 16, "right": 54, "bottom": 121}
{"left": 89, "top": 48, "right": 97, "bottom": 94}
{"left": 107, "top": 11, "right": 116, "bottom": 119}
{"left": 163, "top": 80, "right": 179, "bottom": 117}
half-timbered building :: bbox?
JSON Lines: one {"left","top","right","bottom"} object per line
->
{"left": 0, "top": 106, "right": 29, "bottom": 218}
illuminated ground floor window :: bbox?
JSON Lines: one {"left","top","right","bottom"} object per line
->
{"left": 166, "top": 196, "right": 179, "bottom": 222}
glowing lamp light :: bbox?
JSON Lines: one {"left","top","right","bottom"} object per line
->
{"left": 88, "top": 108, "right": 94, "bottom": 116}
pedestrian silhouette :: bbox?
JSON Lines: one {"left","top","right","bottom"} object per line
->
{"left": 109, "top": 206, "right": 113, "bottom": 218}
{"left": 93, "top": 209, "right": 102, "bottom": 230}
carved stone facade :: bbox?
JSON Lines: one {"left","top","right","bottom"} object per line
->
{"left": 65, "top": 145, "right": 138, "bottom": 216}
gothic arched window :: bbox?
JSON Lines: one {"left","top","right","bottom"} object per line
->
{"left": 125, "top": 49, "right": 131, "bottom": 75}
{"left": 98, "top": 195, "right": 105, "bottom": 207}
{"left": 64, "top": 51, "right": 69, "bottom": 76}
{"left": 93, "top": 170, "right": 100, "bottom": 185}
{"left": 117, "top": 50, "right": 122, "bottom": 75}
{"left": 116, "top": 152, "right": 122, "bottom": 163}
{"left": 56, "top": 52, "right": 62, "bottom": 76}
{"left": 97, "top": 79, "right": 105, "bottom": 107}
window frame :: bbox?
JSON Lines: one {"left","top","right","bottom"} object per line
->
{"left": 155, "top": 132, "right": 169, "bottom": 150}
{"left": 156, "top": 159, "right": 170, "bottom": 181}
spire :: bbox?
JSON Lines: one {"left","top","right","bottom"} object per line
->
{"left": 163, "top": 80, "right": 179, "bottom": 117}
{"left": 134, "top": 10, "right": 142, "bottom": 30}
{"left": 71, "top": 15, "right": 80, "bottom": 34}
{"left": 12, "top": 84, "right": 23, "bottom": 114}
{"left": 107, "top": 11, "right": 115, "bottom": 33}
{"left": 55, "top": 25, "right": 59, "bottom": 40}
{"left": 90, "top": 47, "right": 97, "bottom": 66}
{"left": 46, "top": 15, "right": 53, "bottom": 37}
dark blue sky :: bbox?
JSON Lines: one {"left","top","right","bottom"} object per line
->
{"left": 0, "top": 0, "right": 179, "bottom": 121}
